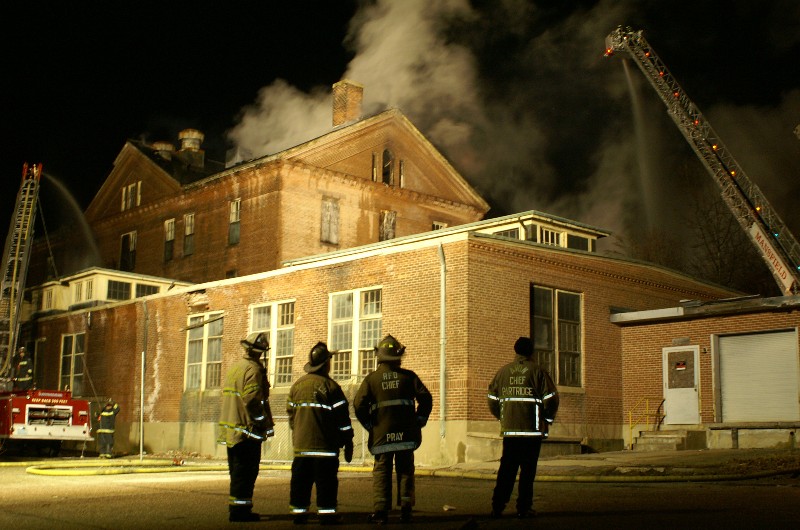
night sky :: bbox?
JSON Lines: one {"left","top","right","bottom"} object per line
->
{"left": 3, "top": 1, "right": 799, "bottom": 284}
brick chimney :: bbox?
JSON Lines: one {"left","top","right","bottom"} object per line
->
{"left": 177, "top": 128, "right": 205, "bottom": 169}
{"left": 332, "top": 80, "right": 363, "bottom": 127}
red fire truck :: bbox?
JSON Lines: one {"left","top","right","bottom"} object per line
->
{"left": 0, "top": 388, "right": 93, "bottom": 455}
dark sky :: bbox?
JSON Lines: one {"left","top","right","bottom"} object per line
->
{"left": 3, "top": 1, "right": 799, "bottom": 267}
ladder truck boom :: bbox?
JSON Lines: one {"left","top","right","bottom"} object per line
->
{"left": 605, "top": 26, "right": 800, "bottom": 295}
{"left": 1, "top": 163, "right": 41, "bottom": 380}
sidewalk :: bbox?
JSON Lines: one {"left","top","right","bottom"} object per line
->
{"left": 413, "top": 447, "right": 800, "bottom": 482}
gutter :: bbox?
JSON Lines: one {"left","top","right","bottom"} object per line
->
{"left": 438, "top": 243, "right": 447, "bottom": 439}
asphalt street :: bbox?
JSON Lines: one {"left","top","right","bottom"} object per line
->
{"left": 1, "top": 452, "right": 799, "bottom": 529}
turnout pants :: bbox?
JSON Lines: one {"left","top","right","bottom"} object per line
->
{"left": 290, "top": 456, "right": 340, "bottom": 514}
{"left": 97, "top": 432, "right": 115, "bottom": 457}
{"left": 372, "top": 450, "right": 415, "bottom": 512}
{"left": 227, "top": 438, "right": 263, "bottom": 515}
{"left": 492, "top": 436, "right": 543, "bottom": 514}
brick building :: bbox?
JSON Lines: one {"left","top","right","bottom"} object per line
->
{"left": 23, "top": 80, "right": 788, "bottom": 463}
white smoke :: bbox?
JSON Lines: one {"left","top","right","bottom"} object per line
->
{"left": 226, "top": 0, "right": 800, "bottom": 249}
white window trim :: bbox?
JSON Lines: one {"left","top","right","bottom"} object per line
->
{"left": 327, "top": 286, "right": 382, "bottom": 380}
{"left": 249, "top": 299, "right": 296, "bottom": 386}
{"left": 184, "top": 311, "right": 224, "bottom": 391}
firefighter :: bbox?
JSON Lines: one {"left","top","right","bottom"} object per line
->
{"left": 487, "top": 337, "right": 559, "bottom": 519}
{"left": 13, "top": 347, "right": 34, "bottom": 391}
{"left": 97, "top": 398, "right": 120, "bottom": 458}
{"left": 218, "top": 332, "right": 275, "bottom": 523}
{"left": 354, "top": 334, "right": 432, "bottom": 525}
{"left": 286, "top": 342, "right": 354, "bottom": 525}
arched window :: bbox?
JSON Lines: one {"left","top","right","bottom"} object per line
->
{"left": 382, "top": 149, "right": 394, "bottom": 185}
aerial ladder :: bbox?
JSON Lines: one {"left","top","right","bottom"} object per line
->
{"left": 605, "top": 27, "right": 800, "bottom": 295}
{"left": 1, "top": 163, "right": 42, "bottom": 380}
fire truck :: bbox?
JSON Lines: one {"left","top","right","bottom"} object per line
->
{"left": 0, "top": 388, "right": 93, "bottom": 455}
{"left": 0, "top": 164, "right": 94, "bottom": 455}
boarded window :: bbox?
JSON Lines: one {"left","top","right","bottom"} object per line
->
{"left": 321, "top": 197, "right": 340, "bottom": 245}
{"left": 379, "top": 210, "right": 396, "bottom": 241}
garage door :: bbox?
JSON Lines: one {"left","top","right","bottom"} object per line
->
{"left": 719, "top": 331, "right": 800, "bottom": 422}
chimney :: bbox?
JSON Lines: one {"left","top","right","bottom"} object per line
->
{"left": 151, "top": 141, "right": 175, "bottom": 161}
{"left": 332, "top": 80, "right": 363, "bottom": 127}
{"left": 177, "top": 128, "right": 205, "bottom": 169}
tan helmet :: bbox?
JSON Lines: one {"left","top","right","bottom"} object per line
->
{"left": 241, "top": 332, "right": 270, "bottom": 354}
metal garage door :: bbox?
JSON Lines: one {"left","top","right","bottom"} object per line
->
{"left": 719, "top": 330, "right": 800, "bottom": 422}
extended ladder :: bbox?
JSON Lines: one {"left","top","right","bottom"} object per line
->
{"left": 1, "top": 163, "right": 41, "bottom": 377}
{"left": 605, "top": 27, "right": 800, "bottom": 294}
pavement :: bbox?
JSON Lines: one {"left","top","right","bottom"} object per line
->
{"left": 420, "top": 447, "right": 800, "bottom": 482}
{"left": 6, "top": 447, "right": 800, "bottom": 482}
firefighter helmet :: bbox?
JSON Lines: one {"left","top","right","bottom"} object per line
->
{"left": 375, "top": 334, "right": 405, "bottom": 362}
{"left": 304, "top": 342, "right": 335, "bottom": 373}
{"left": 241, "top": 332, "right": 270, "bottom": 354}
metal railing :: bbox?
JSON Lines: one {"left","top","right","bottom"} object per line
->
{"left": 627, "top": 398, "right": 665, "bottom": 450}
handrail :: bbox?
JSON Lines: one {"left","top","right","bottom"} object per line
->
{"left": 627, "top": 398, "right": 666, "bottom": 449}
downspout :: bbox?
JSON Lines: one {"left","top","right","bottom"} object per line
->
{"left": 140, "top": 300, "right": 148, "bottom": 461}
{"left": 437, "top": 243, "right": 447, "bottom": 438}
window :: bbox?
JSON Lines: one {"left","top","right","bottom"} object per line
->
{"left": 371, "top": 153, "right": 378, "bottom": 181}
{"left": 250, "top": 301, "right": 296, "bottom": 386}
{"left": 121, "top": 181, "right": 141, "bottom": 211}
{"left": 135, "top": 284, "right": 159, "bottom": 298}
{"left": 185, "top": 312, "right": 223, "bottom": 390}
{"left": 228, "top": 199, "right": 241, "bottom": 245}
{"left": 60, "top": 333, "right": 86, "bottom": 395}
{"left": 398, "top": 160, "right": 405, "bottom": 188}
{"left": 164, "top": 219, "right": 175, "bottom": 262}
{"left": 382, "top": 149, "right": 394, "bottom": 185}
{"left": 540, "top": 228, "right": 562, "bottom": 246}
{"left": 531, "top": 285, "right": 582, "bottom": 387}
{"left": 43, "top": 289, "right": 53, "bottom": 310}
{"left": 329, "top": 287, "right": 382, "bottom": 380}
{"left": 432, "top": 221, "right": 448, "bottom": 230}
{"left": 184, "top": 213, "right": 195, "bottom": 256}
{"left": 321, "top": 197, "right": 340, "bottom": 245}
{"left": 86, "top": 279, "right": 93, "bottom": 300}
{"left": 567, "top": 234, "right": 589, "bottom": 251}
{"left": 493, "top": 228, "right": 520, "bottom": 239}
{"left": 120, "top": 231, "right": 137, "bottom": 272}
{"left": 107, "top": 280, "right": 131, "bottom": 300}
{"left": 73, "top": 282, "right": 82, "bottom": 303}
{"left": 379, "top": 211, "right": 396, "bottom": 242}
{"left": 524, "top": 224, "right": 537, "bottom": 242}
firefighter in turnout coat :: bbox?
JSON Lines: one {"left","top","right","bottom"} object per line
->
{"left": 13, "top": 347, "right": 34, "bottom": 391}
{"left": 218, "top": 332, "right": 275, "bottom": 523}
{"left": 287, "top": 342, "right": 354, "bottom": 525}
{"left": 487, "top": 336, "right": 559, "bottom": 519}
{"left": 354, "top": 334, "right": 432, "bottom": 525}
{"left": 96, "top": 398, "right": 120, "bottom": 458}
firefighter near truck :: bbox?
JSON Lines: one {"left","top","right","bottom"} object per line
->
{"left": 0, "top": 164, "right": 94, "bottom": 455}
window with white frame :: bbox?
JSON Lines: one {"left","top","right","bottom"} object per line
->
{"left": 432, "top": 221, "right": 448, "bottom": 230}
{"left": 86, "top": 279, "right": 93, "bottom": 300}
{"left": 185, "top": 312, "right": 224, "bottom": 391}
{"left": 184, "top": 213, "right": 195, "bottom": 256}
{"left": 164, "top": 218, "right": 175, "bottom": 262}
{"left": 60, "top": 332, "right": 86, "bottom": 395}
{"left": 120, "top": 231, "right": 137, "bottom": 271}
{"left": 121, "top": 181, "right": 141, "bottom": 211}
{"left": 73, "top": 282, "right": 83, "bottom": 303}
{"left": 250, "top": 300, "right": 296, "bottom": 386}
{"left": 44, "top": 288, "right": 53, "bottom": 310}
{"left": 329, "top": 287, "right": 382, "bottom": 380}
{"left": 539, "top": 227, "right": 562, "bottom": 246}
{"left": 228, "top": 199, "right": 241, "bottom": 245}
{"left": 531, "top": 285, "right": 582, "bottom": 387}
{"left": 493, "top": 227, "right": 520, "bottom": 239}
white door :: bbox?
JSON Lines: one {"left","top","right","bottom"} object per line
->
{"left": 662, "top": 346, "right": 699, "bottom": 424}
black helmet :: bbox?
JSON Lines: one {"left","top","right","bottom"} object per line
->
{"left": 241, "top": 332, "right": 270, "bottom": 354}
{"left": 304, "top": 342, "right": 335, "bottom": 373}
{"left": 375, "top": 334, "right": 405, "bottom": 362}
